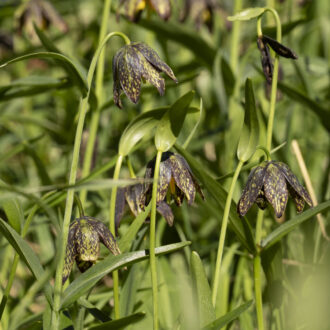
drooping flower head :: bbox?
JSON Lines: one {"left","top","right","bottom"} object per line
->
{"left": 112, "top": 42, "right": 177, "bottom": 108}
{"left": 180, "top": 0, "right": 218, "bottom": 32}
{"left": 141, "top": 152, "right": 204, "bottom": 225}
{"left": 62, "top": 217, "right": 120, "bottom": 284}
{"left": 117, "top": 0, "right": 171, "bottom": 22}
{"left": 237, "top": 161, "right": 312, "bottom": 219}
{"left": 16, "top": 0, "right": 68, "bottom": 40}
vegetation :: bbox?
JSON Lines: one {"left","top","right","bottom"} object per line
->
{"left": 0, "top": 0, "right": 329, "bottom": 329}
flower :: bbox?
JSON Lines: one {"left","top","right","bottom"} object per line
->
{"left": 141, "top": 152, "right": 204, "bottom": 225}
{"left": 16, "top": 0, "right": 68, "bottom": 40}
{"left": 62, "top": 216, "right": 120, "bottom": 284}
{"left": 180, "top": 0, "right": 218, "bottom": 32}
{"left": 115, "top": 182, "right": 175, "bottom": 228}
{"left": 117, "top": 0, "right": 171, "bottom": 22}
{"left": 112, "top": 42, "right": 177, "bottom": 108}
{"left": 237, "top": 161, "right": 313, "bottom": 218}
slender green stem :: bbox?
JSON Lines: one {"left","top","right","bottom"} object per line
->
{"left": 256, "top": 145, "right": 271, "bottom": 161}
{"left": 51, "top": 31, "right": 129, "bottom": 330}
{"left": 212, "top": 159, "right": 244, "bottom": 306}
{"left": 74, "top": 194, "right": 85, "bottom": 218}
{"left": 108, "top": 154, "right": 123, "bottom": 318}
{"left": 150, "top": 150, "right": 162, "bottom": 330}
{"left": 126, "top": 157, "right": 136, "bottom": 178}
{"left": 79, "top": 30, "right": 130, "bottom": 207}
{"left": 254, "top": 209, "right": 265, "bottom": 330}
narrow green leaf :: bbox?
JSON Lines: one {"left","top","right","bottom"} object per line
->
{"left": 237, "top": 79, "right": 259, "bottom": 162}
{"left": 190, "top": 251, "right": 216, "bottom": 327}
{"left": 228, "top": 8, "right": 265, "bottom": 21}
{"left": 155, "top": 91, "right": 194, "bottom": 152}
{"left": 0, "top": 52, "right": 88, "bottom": 97}
{"left": 61, "top": 241, "right": 191, "bottom": 308}
{"left": 118, "top": 203, "right": 152, "bottom": 252}
{"left": 0, "top": 218, "right": 53, "bottom": 304}
{"left": 118, "top": 107, "right": 168, "bottom": 156}
{"left": 202, "top": 300, "right": 254, "bottom": 330}
{"left": 175, "top": 144, "right": 256, "bottom": 254}
{"left": 1, "top": 197, "right": 24, "bottom": 233}
{"left": 261, "top": 201, "right": 330, "bottom": 249}
{"left": 89, "top": 312, "right": 145, "bottom": 330}
{"left": 278, "top": 82, "right": 330, "bottom": 132}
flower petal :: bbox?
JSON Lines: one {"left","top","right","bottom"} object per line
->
{"left": 275, "top": 162, "right": 313, "bottom": 207}
{"left": 115, "top": 188, "right": 126, "bottom": 231}
{"left": 92, "top": 219, "right": 121, "bottom": 256}
{"left": 262, "top": 35, "right": 298, "bottom": 59}
{"left": 62, "top": 221, "right": 78, "bottom": 284}
{"left": 150, "top": 0, "right": 171, "bottom": 20}
{"left": 288, "top": 185, "right": 305, "bottom": 213}
{"left": 131, "top": 42, "right": 178, "bottom": 82}
{"left": 157, "top": 158, "right": 172, "bottom": 203}
{"left": 157, "top": 201, "right": 174, "bottom": 226}
{"left": 118, "top": 46, "right": 142, "bottom": 104}
{"left": 112, "top": 48, "right": 124, "bottom": 108}
{"left": 134, "top": 48, "right": 165, "bottom": 96}
{"left": 125, "top": 183, "right": 144, "bottom": 216}
{"left": 75, "top": 218, "right": 100, "bottom": 261}
{"left": 263, "top": 163, "right": 288, "bottom": 218}
{"left": 170, "top": 153, "right": 196, "bottom": 205}
{"left": 237, "top": 163, "right": 267, "bottom": 216}
{"left": 257, "top": 36, "right": 273, "bottom": 84}
{"left": 122, "top": 0, "right": 146, "bottom": 22}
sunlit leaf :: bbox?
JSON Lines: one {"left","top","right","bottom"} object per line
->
{"left": 228, "top": 8, "right": 265, "bottom": 21}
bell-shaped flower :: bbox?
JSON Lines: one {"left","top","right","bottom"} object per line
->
{"left": 16, "top": 0, "right": 67, "bottom": 40}
{"left": 62, "top": 216, "right": 120, "bottom": 284}
{"left": 117, "top": 0, "right": 171, "bottom": 22}
{"left": 141, "top": 152, "right": 204, "bottom": 226}
{"left": 180, "top": 0, "right": 218, "bottom": 32}
{"left": 237, "top": 161, "right": 312, "bottom": 219}
{"left": 112, "top": 42, "right": 177, "bottom": 108}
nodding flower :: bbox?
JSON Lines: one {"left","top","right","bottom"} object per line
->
{"left": 237, "top": 161, "right": 312, "bottom": 219}
{"left": 62, "top": 217, "right": 120, "bottom": 284}
{"left": 112, "top": 42, "right": 177, "bottom": 108}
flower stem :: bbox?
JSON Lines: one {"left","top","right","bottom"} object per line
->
{"left": 51, "top": 31, "right": 127, "bottom": 330}
{"left": 212, "top": 159, "right": 244, "bottom": 306}
{"left": 79, "top": 29, "right": 130, "bottom": 207}
{"left": 150, "top": 150, "right": 162, "bottom": 330}
{"left": 109, "top": 154, "right": 123, "bottom": 318}
{"left": 254, "top": 209, "right": 265, "bottom": 330}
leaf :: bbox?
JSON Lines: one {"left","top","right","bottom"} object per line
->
{"left": 0, "top": 52, "right": 88, "bottom": 98}
{"left": 228, "top": 8, "right": 266, "bottom": 21}
{"left": 118, "top": 203, "right": 152, "bottom": 252}
{"left": 237, "top": 78, "right": 259, "bottom": 162}
{"left": 175, "top": 144, "right": 256, "bottom": 254}
{"left": 190, "top": 251, "right": 216, "bottom": 327}
{"left": 1, "top": 197, "right": 24, "bottom": 233}
{"left": 138, "top": 19, "right": 216, "bottom": 69}
{"left": 261, "top": 200, "right": 330, "bottom": 249}
{"left": 118, "top": 107, "right": 168, "bottom": 156}
{"left": 61, "top": 241, "right": 191, "bottom": 308}
{"left": 155, "top": 91, "right": 194, "bottom": 152}
{"left": 0, "top": 218, "right": 53, "bottom": 304}
{"left": 89, "top": 312, "right": 145, "bottom": 330}
{"left": 202, "top": 300, "right": 254, "bottom": 330}
{"left": 278, "top": 82, "right": 330, "bottom": 132}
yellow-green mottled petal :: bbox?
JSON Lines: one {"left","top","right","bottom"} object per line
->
{"left": 118, "top": 46, "right": 142, "bottom": 104}
{"left": 264, "top": 163, "right": 288, "bottom": 218}
{"left": 288, "top": 185, "right": 305, "bottom": 213}
{"left": 170, "top": 153, "right": 196, "bottom": 205}
{"left": 93, "top": 220, "right": 121, "bottom": 256}
{"left": 237, "top": 163, "right": 267, "bottom": 216}
{"left": 123, "top": 0, "right": 146, "bottom": 22}
{"left": 131, "top": 42, "right": 177, "bottom": 82}
{"left": 157, "top": 158, "right": 172, "bottom": 203}
{"left": 275, "top": 162, "right": 313, "bottom": 207}
{"left": 125, "top": 183, "right": 144, "bottom": 216}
